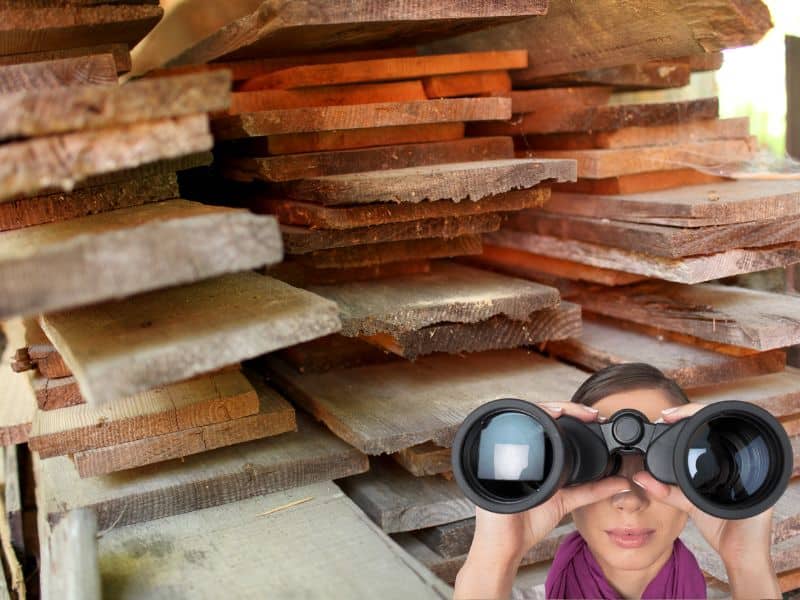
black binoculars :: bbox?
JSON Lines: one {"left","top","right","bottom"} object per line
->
{"left": 451, "top": 399, "right": 792, "bottom": 519}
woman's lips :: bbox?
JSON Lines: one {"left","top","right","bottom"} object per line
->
{"left": 604, "top": 528, "right": 656, "bottom": 549}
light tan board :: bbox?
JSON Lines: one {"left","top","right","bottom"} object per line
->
{"left": 541, "top": 180, "right": 800, "bottom": 228}
{"left": 0, "top": 43, "right": 131, "bottom": 73}
{"left": 40, "top": 272, "right": 342, "bottom": 406}
{"left": 0, "top": 71, "right": 230, "bottom": 141}
{"left": 485, "top": 229, "right": 800, "bottom": 285}
{"left": 0, "top": 322, "right": 35, "bottom": 445}
{"left": 688, "top": 368, "right": 800, "bottom": 419}
{"left": 211, "top": 97, "right": 511, "bottom": 139}
{"left": 393, "top": 442, "right": 452, "bottom": 477}
{"left": 35, "top": 413, "right": 369, "bottom": 531}
{"left": 305, "top": 261, "right": 561, "bottom": 336}
{"left": 72, "top": 382, "right": 296, "bottom": 477}
{"left": 546, "top": 317, "right": 786, "bottom": 389}
{"left": 30, "top": 370, "right": 260, "bottom": 458}
{"left": 95, "top": 481, "right": 451, "bottom": 599}
{"left": 0, "top": 199, "right": 282, "bottom": 319}
{"left": 423, "top": 1, "right": 769, "bottom": 79}
{"left": 340, "top": 456, "right": 473, "bottom": 533}
{"left": 281, "top": 158, "right": 576, "bottom": 206}
{"left": 0, "top": 53, "right": 118, "bottom": 93}
{"left": 265, "top": 348, "right": 588, "bottom": 454}
{"left": 569, "top": 281, "right": 800, "bottom": 351}
{"left": 0, "top": 113, "right": 212, "bottom": 202}
{"left": 170, "top": 0, "right": 547, "bottom": 64}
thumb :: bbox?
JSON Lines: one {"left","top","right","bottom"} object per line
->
{"left": 632, "top": 471, "right": 694, "bottom": 513}
{"left": 559, "top": 476, "right": 631, "bottom": 513}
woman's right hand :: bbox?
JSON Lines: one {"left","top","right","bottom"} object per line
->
{"left": 454, "top": 402, "right": 631, "bottom": 599}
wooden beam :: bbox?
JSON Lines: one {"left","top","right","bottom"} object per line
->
{"left": 223, "top": 137, "right": 513, "bottom": 182}
{"left": 485, "top": 229, "right": 800, "bottom": 284}
{"left": 423, "top": 0, "right": 770, "bottom": 79}
{"left": 553, "top": 169, "right": 728, "bottom": 195}
{"left": 264, "top": 348, "right": 587, "bottom": 455}
{"left": 0, "top": 43, "right": 131, "bottom": 73}
{"left": 40, "top": 272, "right": 341, "bottom": 406}
{"left": 517, "top": 58, "right": 691, "bottom": 90}
{"left": 275, "top": 333, "right": 400, "bottom": 374}
{"left": 0, "top": 200, "right": 282, "bottom": 319}
{"left": 304, "top": 261, "right": 560, "bottom": 336}
{"left": 0, "top": 363, "right": 35, "bottom": 447}
{"left": 212, "top": 97, "right": 511, "bottom": 139}
{"left": 0, "top": 113, "right": 212, "bottom": 203}
{"left": 688, "top": 368, "right": 800, "bottom": 419}
{"left": 171, "top": 0, "right": 548, "bottom": 65}
{"left": 266, "top": 259, "right": 433, "bottom": 287}
{"left": 281, "top": 158, "right": 576, "bottom": 206}
{"left": 507, "top": 86, "right": 612, "bottom": 114}
{"left": 392, "top": 442, "right": 452, "bottom": 477}
{"left": 568, "top": 280, "right": 800, "bottom": 351}
{"left": 546, "top": 316, "right": 786, "bottom": 389}
{"left": 0, "top": 71, "right": 230, "bottom": 141}
{"left": 340, "top": 456, "right": 473, "bottom": 533}
{"left": 423, "top": 70, "right": 511, "bottom": 98}
{"left": 42, "top": 509, "right": 100, "bottom": 600}
{"left": 0, "top": 53, "right": 117, "bottom": 93}
{"left": 541, "top": 180, "right": 800, "bottom": 227}
{"left": 35, "top": 412, "right": 368, "bottom": 531}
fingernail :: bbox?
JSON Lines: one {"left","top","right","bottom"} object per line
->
{"left": 653, "top": 417, "right": 665, "bottom": 424}
{"left": 598, "top": 415, "right": 608, "bottom": 423}
{"left": 662, "top": 407, "right": 679, "bottom": 415}
{"left": 582, "top": 406, "right": 599, "bottom": 414}
{"left": 616, "top": 488, "right": 631, "bottom": 494}
{"left": 632, "top": 477, "right": 646, "bottom": 489}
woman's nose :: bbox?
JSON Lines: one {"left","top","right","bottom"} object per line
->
{"left": 611, "top": 454, "right": 649, "bottom": 511}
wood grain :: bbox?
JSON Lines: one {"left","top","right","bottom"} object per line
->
{"left": 392, "top": 442, "right": 452, "bottom": 477}
{"left": 0, "top": 43, "right": 131, "bottom": 73}
{"left": 0, "top": 53, "right": 117, "bottom": 93}
{"left": 553, "top": 169, "right": 728, "bottom": 195}
{"left": 688, "top": 368, "right": 800, "bottom": 419}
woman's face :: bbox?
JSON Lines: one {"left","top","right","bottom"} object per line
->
{"left": 571, "top": 388, "right": 689, "bottom": 571}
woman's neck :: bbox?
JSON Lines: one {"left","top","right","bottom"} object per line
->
{"left": 593, "top": 544, "right": 674, "bottom": 599}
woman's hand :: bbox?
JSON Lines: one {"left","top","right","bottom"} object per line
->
{"left": 454, "top": 402, "right": 630, "bottom": 600}
{"left": 631, "top": 402, "right": 781, "bottom": 599}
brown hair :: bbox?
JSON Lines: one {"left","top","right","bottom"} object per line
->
{"left": 571, "top": 363, "right": 689, "bottom": 408}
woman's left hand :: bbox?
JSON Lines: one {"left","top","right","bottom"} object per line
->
{"left": 630, "top": 402, "right": 775, "bottom": 573}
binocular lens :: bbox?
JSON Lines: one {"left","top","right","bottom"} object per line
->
{"left": 686, "top": 415, "right": 775, "bottom": 507}
{"left": 469, "top": 411, "right": 554, "bottom": 501}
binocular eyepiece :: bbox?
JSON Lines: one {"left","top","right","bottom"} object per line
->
{"left": 451, "top": 399, "right": 792, "bottom": 519}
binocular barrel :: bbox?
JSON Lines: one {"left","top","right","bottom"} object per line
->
{"left": 451, "top": 399, "right": 792, "bottom": 519}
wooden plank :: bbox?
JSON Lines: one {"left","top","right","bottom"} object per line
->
{"left": 33, "top": 375, "right": 83, "bottom": 411}
{"left": 507, "top": 209, "right": 800, "bottom": 258}
{"left": 254, "top": 186, "right": 547, "bottom": 229}
{"left": 467, "top": 244, "right": 649, "bottom": 286}
{"left": 546, "top": 316, "right": 786, "bottom": 389}
{"left": 12, "top": 318, "right": 69, "bottom": 378}
{"left": 567, "top": 280, "right": 800, "bottom": 351}
{"left": 275, "top": 334, "right": 401, "bottom": 374}
{"left": 687, "top": 368, "right": 800, "bottom": 419}
{"left": 788, "top": 35, "right": 800, "bottom": 160}
{"left": 392, "top": 442, "right": 452, "bottom": 477}
{"left": 171, "top": 1, "right": 548, "bottom": 65}
{"left": 0, "top": 5, "right": 162, "bottom": 55}
{"left": 553, "top": 169, "right": 728, "bottom": 195}
{"left": 281, "top": 158, "right": 576, "bottom": 206}
{"left": 0, "top": 172, "right": 179, "bottom": 232}
{"left": 0, "top": 53, "right": 117, "bottom": 93}
{"left": 519, "top": 58, "right": 691, "bottom": 89}
{"left": 238, "top": 50, "right": 528, "bottom": 90}
{"left": 0, "top": 363, "right": 35, "bottom": 446}
{"left": 0, "top": 113, "right": 212, "bottom": 203}
{"left": 423, "top": 70, "right": 511, "bottom": 98}
{"left": 40, "top": 272, "right": 341, "bottom": 406}
{"left": 364, "top": 301, "right": 582, "bottom": 359}
{"left": 42, "top": 509, "right": 100, "bottom": 600}
{"left": 35, "top": 411, "right": 368, "bottom": 530}
{"left": 467, "top": 98, "right": 719, "bottom": 136}
{"left": 264, "top": 348, "right": 587, "bottom": 455}
{"left": 525, "top": 138, "right": 756, "bottom": 179}
{"left": 0, "top": 71, "right": 230, "bottom": 141}
{"left": 72, "top": 384, "right": 297, "bottom": 477}
{"left": 340, "top": 456, "right": 473, "bottom": 533}
{"left": 94, "top": 481, "right": 451, "bottom": 600}
{"left": 229, "top": 80, "right": 426, "bottom": 114}
{"left": 485, "top": 229, "right": 800, "bottom": 284}
{"left": 0, "top": 43, "right": 131, "bottom": 73}
{"left": 261, "top": 122, "right": 465, "bottom": 155}
{"left": 305, "top": 261, "right": 560, "bottom": 336}
{"left": 543, "top": 180, "right": 800, "bottom": 227}
{"left": 521, "top": 117, "right": 751, "bottom": 150}
{"left": 30, "top": 370, "right": 260, "bottom": 458}
{"left": 282, "top": 213, "right": 502, "bottom": 254}
{"left": 294, "top": 234, "right": 484, "bottom": 269}
{"left": 423, "top": 1, "right": 770, "bottom": 79}
{"left": 0, "top": 199, "right": 282, "bottom": 319}
{"left": 223, "top": 137, "right": 513, "bottom": 182}
{"left": 266, "top": 258, "right": 433, "bottom": 287}
{"left": 221, "top": 137, "right": 514, "bottom": 182}
{"left": 212, "top": 97, "right": 511, "bottom": 139}
{"left": 508, "top": 86, "right": 612, "bottom": 114}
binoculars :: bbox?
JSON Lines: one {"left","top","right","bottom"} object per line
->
{"left": 451, "top": 399, "right": 792, "bottom": 519}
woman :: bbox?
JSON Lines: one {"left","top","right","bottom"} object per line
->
{"left": 453, "top": 363, "right": 782, "bottom": 599}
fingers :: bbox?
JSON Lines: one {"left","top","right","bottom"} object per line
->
{"left": 558, "top": 476, "right": 631, "bottom": 514}
{"left": 539, "top": 401, "right": 604, "bottom": 423}
{"left": 657, "top": 402, "right": 705, "bottom": 424}
{"left": 631, "top": 471, "right": 694, "bottom": 513}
